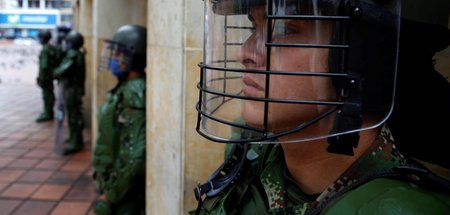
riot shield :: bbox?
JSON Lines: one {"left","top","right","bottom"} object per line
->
{"left": 54, "top": 79, "right": 68, "bottom": 155}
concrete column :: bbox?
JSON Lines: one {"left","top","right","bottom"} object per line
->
{"left": 146, "top": 1, "right": 184, "bottom": 213}
{"left": 71, "top": 0, "right": 79, "bottom": 30}
{"left": 147, "top": 0, "right": 225, "bottom": 213}
{"left": 74, "top": 0, "right": 93, "bottom": 130}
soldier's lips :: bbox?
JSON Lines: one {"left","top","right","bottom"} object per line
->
{"left": 243, "top": 75, "right": 264, "bottom": 97}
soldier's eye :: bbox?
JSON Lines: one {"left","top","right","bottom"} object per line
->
{"left": 273, "top": 21, "right": 298, "bottom": 37}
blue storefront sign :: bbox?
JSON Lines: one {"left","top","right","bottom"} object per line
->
{"left": 0, "top": 12, "right": 59, "bottom": 28}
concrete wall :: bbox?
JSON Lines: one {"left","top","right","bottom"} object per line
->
{"left": 146, "top": 0, "right": 184, "bottom": 212}
{"left": 74, "top": 0, "right": 93, "bottom": 128}
{"left": 146, "top": 0, "right": 225, "bottom": 213}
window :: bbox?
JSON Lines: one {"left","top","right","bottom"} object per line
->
{"left": 29, "top": 0, "right": 40, "bottom": 8}
{"left": 45, "top": 0, "right": 71, "bottom": 9}
{"left": 61, "top": 14, "right": 72, "bottom": 23}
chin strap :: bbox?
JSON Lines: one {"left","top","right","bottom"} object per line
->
{"left": 326, "top": 1, "right": 365, "bottom": 156}
{"left": 327, "top": 76, "right": 363, "bottom": 156}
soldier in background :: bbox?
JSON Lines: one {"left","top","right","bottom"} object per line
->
{"left": 35, "top": 29, "right": 57, "bottom": 122}
{"left": 92, "top": 24, "right": 147, "bottom": 215}
{"left": 53, "top": 31, "right": 86, "bottom": 155}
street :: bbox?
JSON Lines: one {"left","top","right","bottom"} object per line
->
{"left": 0, "top": 43, "right": 96, "bottom": 215}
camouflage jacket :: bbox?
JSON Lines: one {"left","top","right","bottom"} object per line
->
{"left": 93, "top": 77, "right": 146, "bottom": 203}
{"left": 38, "top": 44, "right": 57, "bottom": 82}
{"left": 53, "top": 44, "right": 65, "bottom": 66}
{"left": 193, "top": 126, "right": 450, "bottom": 214}
{"left": 53, "top": 49, "right": 85, "bottom": 93}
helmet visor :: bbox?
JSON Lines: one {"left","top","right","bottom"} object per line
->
{"left": 197, "top": 0, "right": 401, "bottom": 144}
{"left": 99, "top": 40, "right": 132, "bottom": 73}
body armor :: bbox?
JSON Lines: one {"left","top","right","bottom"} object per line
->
{"left": 93, "top": 77, "right": 146, "bottom": 215}
{"left": 36, "top": 43, "right": 57, "bottom": 122}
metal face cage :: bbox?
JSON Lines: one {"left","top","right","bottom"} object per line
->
{"left": 196, "top": 0, "right": 401, "bottom": 144}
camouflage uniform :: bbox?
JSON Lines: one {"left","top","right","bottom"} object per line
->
{"left": 93, "top": 77, "right": 146, "bottom": 215}
{"left": 36, "top": 43, "right": 57, "bottom": 122}
{"left": 54, "top": 43, "right": 65, "bottom": 66}
{"left": 53, "top": 48, "right": 85, "bottom": 154}
{"left": 193, "top": 126, "right": 450, "bottom": 214}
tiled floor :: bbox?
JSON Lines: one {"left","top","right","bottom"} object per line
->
{"left": 0, "top": 84, "right": 97, "bottom": 215}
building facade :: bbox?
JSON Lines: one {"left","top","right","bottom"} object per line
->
{"left": 0, "top": 0, "right": 72, "bottom": 38}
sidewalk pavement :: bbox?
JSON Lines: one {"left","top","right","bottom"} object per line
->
{"left": 0, "top": 84, "right": 97, "bottom": 215}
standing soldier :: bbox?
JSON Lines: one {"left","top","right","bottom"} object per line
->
{"left": 35, "top": 29, "right": 56, "bottom": 122}
{"left": 92, "top": 24, "right": 147, "bottom": 215}
{"left": 192, "top": 0, "right": 450, "bottom": 214}
{"left": 53, "top": 31, "right": 86, "bottom": 155}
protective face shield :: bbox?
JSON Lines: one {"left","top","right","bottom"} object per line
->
{"left": 99, "top": 25, "right": 147, "bottom": 79}
{"left": 196, "top": 0, "right": 401, "bottom": 154}
{"left": 57, "top": 26, "right": 71, "bottom": 45}
{"left": 100, "top": 41, "right": 131, "bottom": 79}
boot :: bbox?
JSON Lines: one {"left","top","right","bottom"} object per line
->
{"left": 93, "top": 200, "right": 112, "bottom": 215}
{"left": 35, "top": 112, "right": 53, "bottom": 122}
{"left": 63, "top": 136, "right": 83, "bottom": 155}
{"left": 63, "top": 144, "right": 82, "bottom": 155}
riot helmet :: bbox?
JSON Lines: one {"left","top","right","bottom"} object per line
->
{"left": 99, "top": 24, "right": 147, "bottom": 78}
{"left": 388, "top": 1, "right": 450, "bottom": 168}
{"left": 57, "top": 26, "right": 71, "bottom": 45}
{"left": 37, "top": 29, "right": 52, "bottom": 44}
{"left": 65, "top": 31, "right": 84, "bottom": 50}
{"left": 196, "top": 0, "right": 401, "bottom": 155}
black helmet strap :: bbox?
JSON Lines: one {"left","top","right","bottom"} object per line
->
{"left": 326, "top": 1, "right": 364, "bottom": 156}
{"left": 327, "top": 75, "right": 363, "bottom": 156}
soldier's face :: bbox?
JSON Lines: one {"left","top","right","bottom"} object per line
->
{"left": 238, "top": 6, "right": 337, "bottom": 132}
{"left": 112, "top": 52, "right": 128, "bottom": 72}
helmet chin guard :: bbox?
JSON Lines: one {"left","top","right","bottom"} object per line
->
{"left": 196, "top": 0, "right": 401, "bottom": 150}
